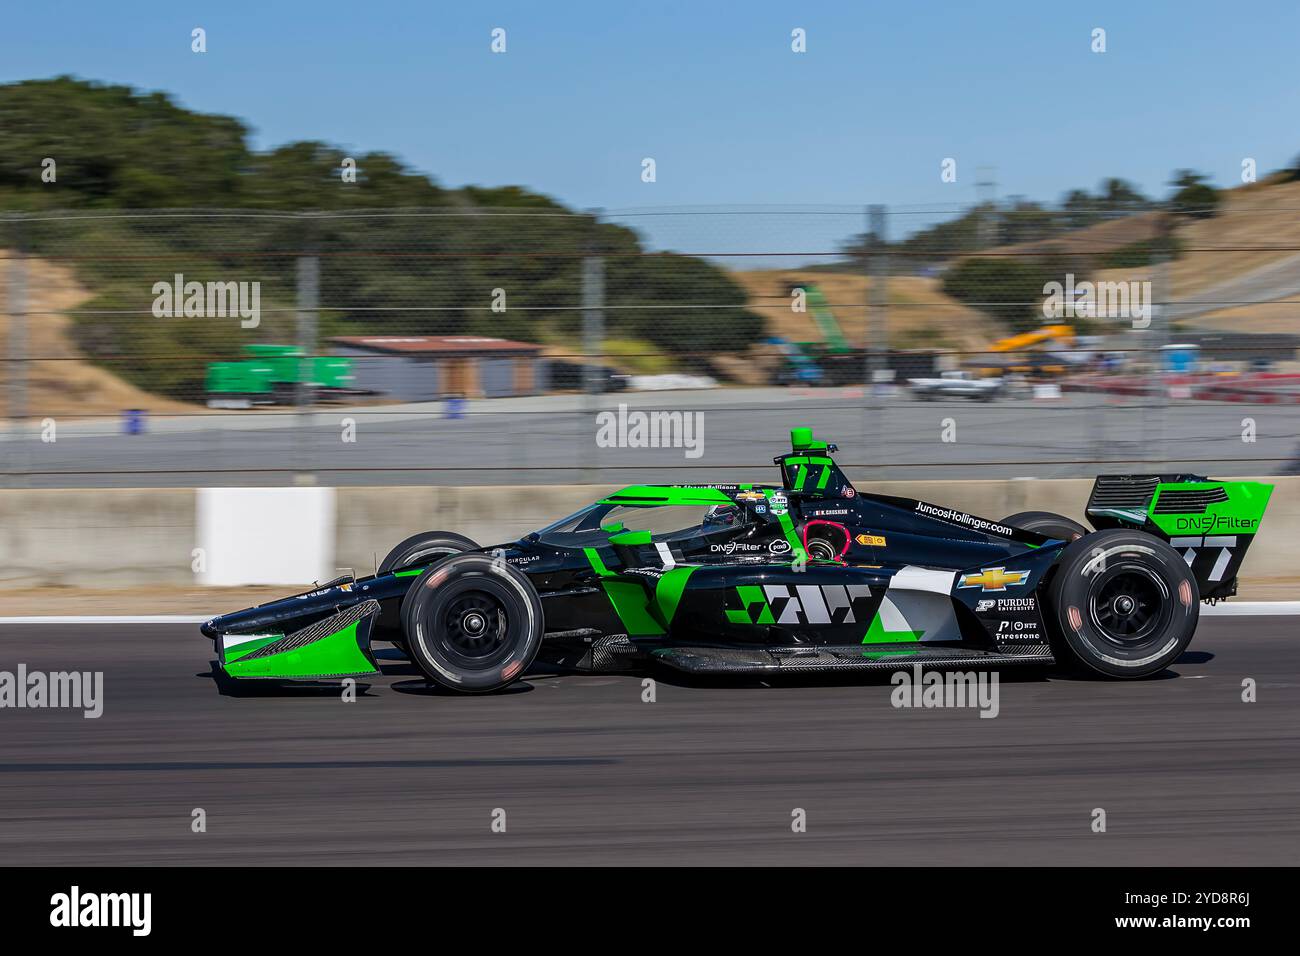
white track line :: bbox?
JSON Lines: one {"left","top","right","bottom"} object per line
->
{"left": 1200, "top": 601, "right": 1300, "bottom": 616}
{"left": 0, "top": 602, "right": 1298, "bottom": 624}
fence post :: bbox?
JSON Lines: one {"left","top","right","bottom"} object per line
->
{"left": 1148, "top": 211, "right": 1173, "bottom": 470}
{"left": 295, "top": 214, "right": 320, "bottom": 484}
{"left": 581, "top": 211, "right": 605, "bottom": 482}
{"left": 864, "top": 203, "right": 888, "bottom": 466}
{"left": 5, "top": 215, "right": 27, "bottom": 486}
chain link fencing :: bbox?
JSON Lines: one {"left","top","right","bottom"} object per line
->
{"left": 2, "top": 200, "right": 1299, "bottom": 487}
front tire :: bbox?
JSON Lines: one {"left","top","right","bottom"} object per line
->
{"left": 1046, "top": 529, "right": 1199, "bottom": 678}
{"left": 400, "top": 553, "right": 544, "bottom": 693}
{"left": 381, "top": 531, "right": 479, "bottom": 656}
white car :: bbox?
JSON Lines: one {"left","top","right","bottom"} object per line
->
{"left": 908, "top": 371, "right": 1004, "bottom": 401}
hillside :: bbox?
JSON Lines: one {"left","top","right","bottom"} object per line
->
{"left": 981, "top": 211, "right": 1167, "bottom": 260}
{"left": 729, "top": 269, "right": 1003, "bottom": 352}
{"left": 915, "top": 177, "right": 1300, "bottom": 340}
{"left": 0, "top": 255, "right": 194, "bottom": 417}
{"left": 0, "top": 78, "right": 761, "bottom": 402}
{"left": 1171, "top": 179, "right": 1300, "bottom": 297}
{"left": 1077, "top": 181, "right": 1300, "bottom": 334}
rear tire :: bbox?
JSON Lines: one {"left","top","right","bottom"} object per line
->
{"left": 1002, "top": 510, "right": 1088, "bottom": 542}
{"left": 400, "top": 553, "right": 544, "bottom": 693}
{"left": 1046, "top": 529, "right": 1199, "bottom": 678}
{"left": 381, "top": 531, "right": 479, "bottom": 656}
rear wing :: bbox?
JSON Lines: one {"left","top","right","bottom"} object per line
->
{"left": 1087, "top": 475, "right": 1273, "bottom": 600}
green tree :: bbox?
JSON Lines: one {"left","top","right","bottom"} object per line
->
{"left": 1168, "top": 169, "right": 1220, "bottom": 219}
{"left": 941, "top": 255, "right": 1080, "bottom": 334}
{"left": 0, "top": 77, "right": 766, "bottom": 397}
{"left": 1098, "top": 178, "right": 1149, "bottom": 212}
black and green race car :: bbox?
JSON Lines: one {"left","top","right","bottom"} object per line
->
{"left": 201, "top": 427, "right": 1273, "bottom": 693}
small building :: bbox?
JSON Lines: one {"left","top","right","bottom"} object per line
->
{"left": 330, "top": 335, "right": 544, "bottom": 401}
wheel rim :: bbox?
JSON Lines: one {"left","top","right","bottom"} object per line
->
{"left": 1088, "top": 564, "right": 1170, "bottom": 647}
{"left": 440, "top": 590, "right": 509, "bottom": 666}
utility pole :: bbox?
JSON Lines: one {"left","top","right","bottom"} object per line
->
{"left": 581, "top": 211, "right": 605, "bottom": 482}
{"left": 976, "top": 165, "right": 999, "bottom": 249}
{"left": 864, "top": 204, "right": 888, "bottom": 462}
{"left": 295, "top": 213, "right": 320, "bottom": 484}
{"left": 1148, "top": 212, "right": 1173, "bottom": 471}
{"left": 5, "top": 216, "right": 27, "bottom": 486}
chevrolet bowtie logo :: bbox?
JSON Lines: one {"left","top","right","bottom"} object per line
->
{"left": 958, "top": 567, "right": 1030, "bottom": 592}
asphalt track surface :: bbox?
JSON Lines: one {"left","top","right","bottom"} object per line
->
{"left": 7, "top": 389, "right": 1300, "bottom": 486}
{"left": 1, "top": 619, "right": 1297, "bottom": 866}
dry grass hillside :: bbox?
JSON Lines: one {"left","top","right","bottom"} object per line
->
{"left": 1163, "top": 179, "right": 1300, "bottom": 334}
{"left": 989, "top": 211, "right": 1167, "bottom": 259}
{"left": 0, "top": 254, "right": 195, "bottom": 418}
{"left": 990, "top": 179, "right": 1300, "bottom": 335}
{"left": 733, "top": 179, "right": 1300, "bottom": 368}
{"left": 730, "top": 269, "right": 1002, "bottom": 353}
{"left": 982, "top": 179, "right": 1300, "bottom": 296}
{"left": 1174, "top": 295, "right": 1300, "bottom": 334}
{"left": 1086, "top": 183, "right": 1300, "bottom": 335}
{"left": 1171, "top": 178, "right": 1300, "bottom": 295}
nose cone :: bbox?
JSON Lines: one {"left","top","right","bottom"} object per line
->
{"left": 200, "top": 605, "right": 271, "bottom": 640}
{"left": 198, "top": 586, "right": 359, "bottom": 642}
{"left": 198, "top": 598, "right": 297, "bottom": 641}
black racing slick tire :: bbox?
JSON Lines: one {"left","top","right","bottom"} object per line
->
{"left": 400, "top": 553, "right": 544, "bottom": 693}
{"left": 381, "top": 531, "right": 479, "bottom": 656}
{"left": 1046, "top": 529, "right": 1199, "bottom": 679}
{"left": 1002, "top": 510, "right": 1088, "bottom": 542}
{"left": 379, "top": 531, "right": 479, "bottom": 575}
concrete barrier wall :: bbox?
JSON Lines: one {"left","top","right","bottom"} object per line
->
{"left": 1, "top": 478, "right": 1296, "bottom": 590}
{"left": 333, "top": 484, "right": 620, "bottom": 574}
{"left": 0, "top": 488, "right": 196, "bottom": 587}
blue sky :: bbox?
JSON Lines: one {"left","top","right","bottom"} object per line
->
{"left": 4, "top": 1, "right": 1299, "bottom": 250}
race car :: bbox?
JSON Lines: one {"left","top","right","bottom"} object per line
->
{"left": 201, "top": 427, "right": 1272, "bottom": 693}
